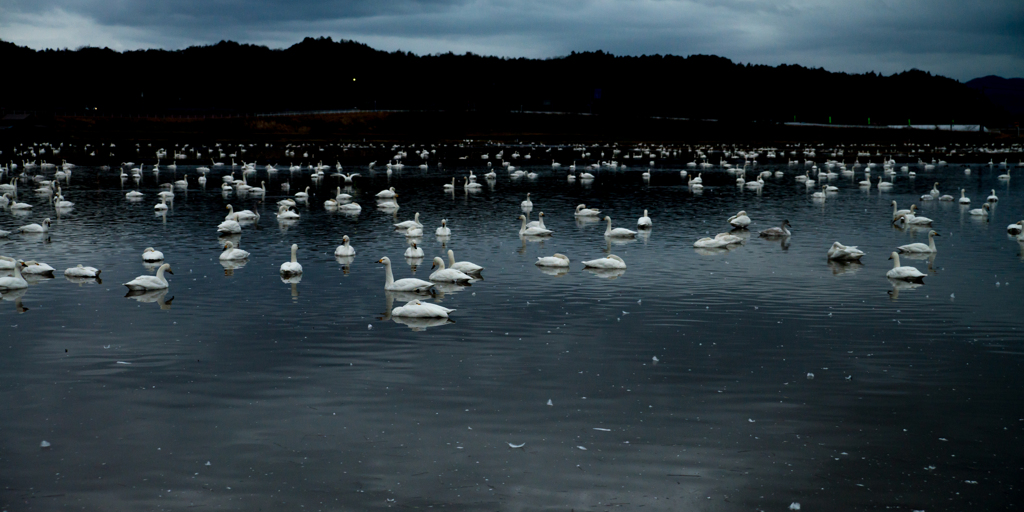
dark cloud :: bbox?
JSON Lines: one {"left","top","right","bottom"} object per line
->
{"left": 2, "top": 0, "right": 1021, "bottom": 80}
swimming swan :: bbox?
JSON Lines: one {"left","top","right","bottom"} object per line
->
{"left": 574, "top": 204, "right": 601, "bottom": 217}
{"left": 519, "top": 215, "right": 553, "bottom": 236}
{"left": 124, "top": 263, "right": 173, "bottom": 290}
{"left": 394, "top": 212, "right": 422, "bottom": 230}
{"left": 404, "top": 242, "right": 424, "bottom": 258}
{"left": 637, "top": 209, "right": 652, "bottom": 229}
{"left": 759, "top": 220, "right": 791, "bottom": 237}
{"left": 392, "top": 299, "right": 454, "bottom": 318}
{"left": 378, "top": 256, "right": 435, "bottom": 292}
{"left": 220, "top": 241, "right": 250, "bottom": 261}
{"left": 142, "top": 247, "right": 164, "bottom": 262}
{"left": 582, "top": 254, "right": 626, "bottom": 269}
{"left": 0, "top": 257, "right": 28, "bottom": 289}
{"left": 429, "top": 257, "right": 473, "bottom": 284}
{"left": 335, "top": 235, "right": 355, "bottom": 257}
{"left": 969, "top": 203, "right": 990, "bottom": 217}
{"left": 280, "top": 244, "right": 303, "bottom": 276}
{"left": 728, "top": 211, "right": 751, "bottom": 228}
{"left": 827, "top": 242, "right": 865, "bottom": 261}
{"left": 435, "top": 219, "right": 451, "bottom": 236}
{"left": 886, "top": 252, "right": 926, "bottom": 282}
{"left": 958, "top": 189, "right": 971, "bottom": 204}
{"left": 64, "top": 264, "right": 101, "bottom": 278}
{"left": 448, "top": 249, "right": 483, "bottom": 274}
{"left": 17, "top": 218, "right": 51, "bottom": 233}
{"left": 536, "top": 253, "right": 570, "bottom": 267}
{"left": 604, "top": 216, "right": 637, "bottom": 238}
{"left": 897, "top": 230, "right": 940, "bottom": 253}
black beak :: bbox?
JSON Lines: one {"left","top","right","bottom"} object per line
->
{"left": 166, "top": 269, "right": 174, "bottom": 274}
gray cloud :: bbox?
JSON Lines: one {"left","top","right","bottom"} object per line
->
{"left": 1, "top": 0, "right": 1021, "bottom": 80}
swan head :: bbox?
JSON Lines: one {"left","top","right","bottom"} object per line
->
{"left": 910, "top": 204, "right": 918, "bottom": 212}
{"left": 518, "top": 215, "right": 526, "bottom": 221}
{"left": 608, "top": 255, "right": 625, "bottom": 263}
{"left": 888, "top": 251, "right": 898, "bottom": 261}
{"left": 929, "top": 230, "right": 940, "bottom": 237}
{"left": 431, "top": 256, "right": 444, "bottom": 270}
{"left": 43, "top": 218, "right": 51, "bottom": 227}
{"left": 604, "top": 216, "right": 611, "bottom": 221}
{"left": 781, "top": 220, "right": 791, "bottom": 228}
{"left": 377, "top": 256, "right": 391, "bottom": 265}
{"left": 143, "top": 247, "right": 156, "bottom": 253}
{"left": 343, "top": 235, "right": 350, "bottom": 243}
{"left": 441, "top": 219, "right": 447, "bottom": 226}
{"left": 223, "top": 241, "right": 234, "bottom": 249}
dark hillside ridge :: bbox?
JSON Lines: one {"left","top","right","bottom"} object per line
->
{"left": 0, "top": 37, "right": 1009, "bottom": 126}
{"left": 966, "top": 76, "right": 1024, "bottom": 116}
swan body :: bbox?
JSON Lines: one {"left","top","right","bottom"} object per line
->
{"left": 574, "top": 204, "right": 601, "bottom": 217}
{"left": 17, "top": 218, "right": 51, "bottom": 233}
{"left": 220, "top": 241, "right": 250, "bottom": 261}
{"left": 811, "top": 185, "right": 827, "bottom": 199}
{"left": 536, "top": 254, "right": 570, "bottom": 267}
{"left": 277, "top": 205, "right": 300, "bottom": 220}
{"left": 886, "top": 252, "right": 926, "bottom": 282}
{"left": 637, "top": 209, "right": 652, "bottom": 228}
{"left": 694, "top": 232, "right": 744, "bottom": 248}
{"left": 280, "top": 244, "right": 303, "bottom": 275}
{"left": 894, "top": 205, "right": 933, "bottom": 226}
{"left": 521, "top": 193, "right": 533, "bottom": 209}
{"left": 142, "top": 247, "right": 164, "bottom": 262}
{"left": 728, "top": 211, "right": 751, "bottom": 228}
{"left": 582, "top": 254, "right": 626, "bottom": 269}
{"left": 429, "top": 257, "right": 474, "bottom": 283}
{"left": 929, "top": 182, "right": 940, "bottom": 196}
{"left": 404, "top": 242, "right": 424, "bottom": 258}
{"left": 217, "top": 219, "right": 242, "bottom": 234}
{"left": 394, "top": 212, "right": 422, "bottom": 230}
{"left": 392, "top": 299, "right": 454, "bottom": 318}
{"left": 338, "top": 202, "right": 361, "bottom": 211}
{"left": 759, "top": 220, "right": 792, "bottom": 237}
{"left": 294, "top": 186, "right": 310, "bottom": 200}
{"left": 226, "top": 204, "right": 258, "bottom": 221}
{"left": 448, "top": 249, "right": 483, "bottom": 274}
{"left": 20, "top": 260, "right": 55, "bottom": 275}
{"left": 154, "top": 197, "right": 169, "bottom": 210}
{"left": 64, "top": 264, "right": 101, "bottom": 278}
{"left": 378, "top": 256, "right": 435, "bottom": 292}
{"left": 898, "top": 230, "right": 940, "bottom": 253}
{"left": 376, "top": 187, "right": 397, "bottom": 199}
{"left": 519, "top": 215, "right": 553, "bottom": 236}
{"left": 958, "top": 189, "right": 970, "bottom": 204}
{"left": 969, "top": 203, "right": 990, "bottom": 217}
{"left": 604, "top": 216, "right": 637, "bottom": 238}
{"left": 0, "top": 258, "right": 28, "bottom": 289}
{"left": 987, "top": 189, "right": 998, "bottom": 202}
{"left": 434, "top": 219, "right": 450, "bottom": 236}
{"left": 124, "top": 263, "right": 173, "bottom": 290}
{"left": 827, "top": 242, "right": 865, "bottom": 261}
{"left": 334, "top": 235, "right": 355, "bottom": 257}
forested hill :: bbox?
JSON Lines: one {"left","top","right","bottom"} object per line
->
{"left": 0, "top": 37, "right": 1008, "bottom": 125}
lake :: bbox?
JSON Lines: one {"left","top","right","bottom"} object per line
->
{"left": 1, "top": 150, "right": 1022, "bottom": 511}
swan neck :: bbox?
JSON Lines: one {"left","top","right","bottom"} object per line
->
{"left": 156, "top": 264, "right": 166, "bottom": 280}
{"left": 291, "top": 245, "right": 298, "bottom": 263}
{"left": 383, "top": 260, "right": 394, "bottom": 286}
{"left": 448, "top": 250, "right": 455, "bottom": 266}
{"left": 892, "top": 254, "right": 901, "bottom": 268}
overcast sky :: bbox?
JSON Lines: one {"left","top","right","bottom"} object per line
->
{"left": 1, "top": 0, "right": 1021, "bottom": 81}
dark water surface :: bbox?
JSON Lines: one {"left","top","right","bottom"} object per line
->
{"left": 1, "top": 161, "right": 1022, "bottom": 511}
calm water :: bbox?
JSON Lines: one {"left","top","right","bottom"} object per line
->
{"left": 1, "top": 158, "right": 1022, "bottom": 511}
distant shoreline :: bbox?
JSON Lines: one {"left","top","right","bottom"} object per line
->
{"left": 2, "top": 111, "right": 1013, "bottom": 145}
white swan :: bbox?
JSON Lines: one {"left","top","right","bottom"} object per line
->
{"left": 1007, "top": 221, "right": 1023, "bottom": 235}
{"left": 404, "top": 242, "right": 424, "bottom": 258}
{"left": 17, "top": 218, "right": 51, "bottom": 233}
{"left": 582, "top": 254, "right": 626, "bottom": 269}
{"left": 443, "top": 178, "right": 455, "bottom": 190}
{"left": 526, "top": 212, "right": 547, "bottom": 229}
{"left": 434, "top": 219, "right": 450, "bottom": 236}
{"left": 376, "top": 187, "right": 397, "bottom": 199}
{"left": 378, "top": 256, "right": 434, "bottom": 292}
{"left": 574, "top": 204, "right": 601, "bottom": 217}
{"left": 124, "top": 263, "right": 173, "bottom": 290}
{"left": 217, "top": 218, "right": 242, "bottom": 234}
{"left": 536, "top": 253, "right": 570, "bottom": 267}
{"left": 894, "top": 205, "right": 933, "bottom": 226}
{"left": 521, "top": 193, "right": 533, "bottom": 209}
{"left": 395, "top": 212, "right": 422, "bottom": 230}
{"left": 898, "top": 230, "right": 940, "bottom": 253}
{"left": 987, "top": 189, "right": 998, "bottom": 202}
{"left": 519, "top": 215, "right": 552, "bottom": 236}
{"left": 220, "top": 241, "right": 250, "bottom": 261}
{"left": 64, "top": 264, "right": 101, "bottom": 278}
{"left": 886, "top": 252, "right": 926, "bottom": 282}
{"left": 429, "top": 257, "right": 473, "bottom": 283}
{"left": 335, "top": 235, "right": 355, "bottom": 257}
{"left": 280, "top": 244, "right": 303, "bottom": 276}
{"left": 637, "top": 209, "right": 652, "bottom": 229}
{"left": 694, "top": 232, "right": 744, "bottom": 248}
{"left": 958, "top": 189, "right": 971, "bottom": 204}
{"left": 338, "top": 202, "right": 361, "bottom": 211}
{"left": 812, "top": 185, "right": 827, "bottom": 199}
{"left": 604, "top": 216, "right": 636, "bottom": 238}
{"left": 728, "top": 211, "right": 750, "bottom": 228}
{"left": 0, "top": 257, "right": 28, "bottom": 289}
{"left": 20, "top": 260, "right": 55, "bottom": 275}
{"left": 392, "top": 299, "right": 454, "bottom": 318}
{"left": 448, "top": 249, "right": 483, "bottom": 274}
{"left": 759, "top": 220, "right": 791, "bottom": 237}
{"left": 226, "top": 204, "right": 258, "bottom": 221}
{"left": 294, "top": 186, "right": 310, "bottom": 201}
{"left": 154, "top": 196, "right": 169, "bottom": 210}
{"left": 142, "top": 247, "right": 164, "bottom": 262}
{"left": 53, "top": 195, "right": 74, "bottom": 208}
{"left": 277, "top": 205, "right": 300, "bottom": 220}
{"left": 929, "top": 182, "right": 940, "bottom": 196}
{"left": 969, "top": 203, "right": 990, "bottom": 217}
{"left": 827, "top": 242, "right": 865, "bottom": 261}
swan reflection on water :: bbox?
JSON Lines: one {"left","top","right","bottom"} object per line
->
{"left": 535, "top": 265, "right": 570, "bottom": 277}
{"left": 584, "top": 267, "right": 626, "bottom": 280}
{"left": 220, "top": 258, "right": 247, "bottom": 276}
{"left": 1, "top": 288, "right": 29, "bottom": 313}
{"left": 335, "top": 255, "right": 355, "bottom": 274}
{"left": 827, "top": 260, "right": 863, "bottom": 276}
{"left": 887, "top": 278, "right": 924, "bottom": 300}
{"left": 65, "top": 275, "right": 102, "bottom": 285}
{"left": 125, "top": 288, "right": 173, "bottom": 309}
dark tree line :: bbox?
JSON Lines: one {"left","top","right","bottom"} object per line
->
{"left": 0, "top": 37, "right": 1006, "bottom": 125}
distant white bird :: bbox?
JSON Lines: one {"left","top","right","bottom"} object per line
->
{"left": 447, "top": 249, "right": 483, "bottom": 274}
{"left": 521, "top": 193, "right": 533, "bottom": 209}
{"left": 519, "top": 215, "right": 552, "bottom": 236}
{"left": 582, "top": 254, "right": 626, "bottom": 269}
{"left": 969, "top": 203, "right": 990, "bottom": 217}
{"left": 603, "top": 216, "right": 636, "bottom": 238}
{"left": 392, "top": 299, "right": 454, "bottom": 318}
{"left": 404, "top": 242, "right": 424, "bottom": 258}
{"left": 958, "top": 189, "right": 971, "bottom": 204}
{"left": 64, "top": 264, "right": 101, "bottom": 278}
{"left": 728, "top": 211, "right": 751, "bottom": 228}
{"left": 378, "top": 256, "right": 434, "bottom": 292}
{"left": 574, "top": 204, "right": 601, "bottom": 217}
{"left": 759, "top": 220, "right": 791, "bottom": 237}
{"left": 987, "top": 189, "right": 998, "bottom": 202}
{"left": 142, "top": 247, "right": 164, "bottom": 262}
{"left": 220, "top": 241, "right": 250, "bottom": 261}
{"left": 124, "top": 263, "right": 173, "bottom": 290}
{"left": 827, "top": 242, "right": 865, "bottom": 261}
{"left": 536, "top": 253, "right": 570, "bottom": 267}
{"left": 435, "top": 219, "right": 451, "bottom": 236}
{"left": 280, "top": 244, "right": 303, "bottom": 276}
{"left": 335, "top": 235, "right": 355, "bottom": 257}
{"left": 898, "top": 230, "right": 940, "bottom": 253}
{"left": 429, "top": 257, "right": 473, "bottom": 284}
{"left": 637, "top": 209, "right": 652, "bottom": 229}
{"left": 886, "top": 252, "right": 926, "bottom": 282}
